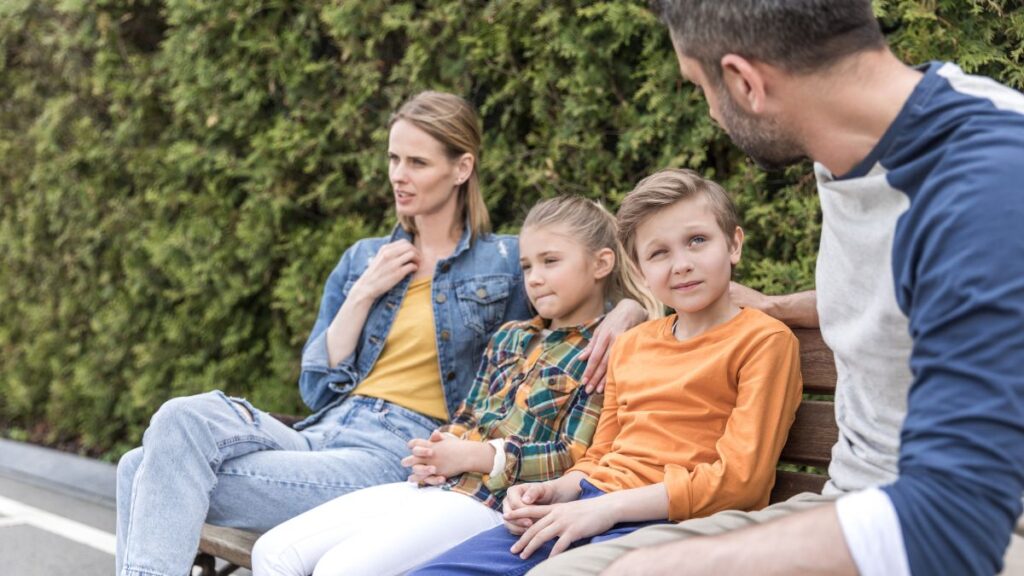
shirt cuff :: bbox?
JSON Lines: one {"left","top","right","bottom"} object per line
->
{"left": 301, "top": 330, "right": 332, "bottom": 369}
{"left": 836, "top": 488, "right": 912, "bottom": 576}
{"left": 488, "top": 439, "right": 506, "bottom": 478}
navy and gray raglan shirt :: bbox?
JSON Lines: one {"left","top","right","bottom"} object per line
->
{"left": 815, "top": 62, "right": 1024, "bottom": 575}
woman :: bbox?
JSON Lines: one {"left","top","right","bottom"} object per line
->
{"left": 115, "top": 91, "right": 642, "bottom": 576}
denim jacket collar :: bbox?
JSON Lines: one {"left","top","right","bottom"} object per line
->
{"left": 388, "top": 217, "right": 474, "bottom": 260}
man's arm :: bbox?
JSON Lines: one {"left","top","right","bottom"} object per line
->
{"left": 602, "top": 503, "right": 856, "bottom": 576}
{"left": 729, "top": 282, "right": 818, "bottom": 328}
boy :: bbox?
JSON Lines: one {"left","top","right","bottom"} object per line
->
{"left": 407, "top": 168, "right": 804, "bottom": 575}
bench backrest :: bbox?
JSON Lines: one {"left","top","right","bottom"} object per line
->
{"left": 769, "top": 328, "right": 838, "bottom": 503}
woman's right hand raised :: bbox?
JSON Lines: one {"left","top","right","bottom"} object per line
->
{"left": 348, "top": 239, "right": 421, "bottom": 302}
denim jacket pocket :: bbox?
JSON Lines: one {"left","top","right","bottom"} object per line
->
{"left": 455, "top": 276, "right": 511, "bottom": 335}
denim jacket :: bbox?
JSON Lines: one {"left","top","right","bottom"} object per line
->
{"left": 295, "top": 223, "right": 531, "bottom": 429}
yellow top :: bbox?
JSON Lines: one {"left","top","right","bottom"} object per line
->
{"left": 352, "top": 277, "right": 449, "bottom": 421}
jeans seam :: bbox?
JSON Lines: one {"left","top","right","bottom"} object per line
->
{"left": 122, "top": 564, "right": 171, "bottom": 576}
{"left": 214, "top": 434, "right": 283, "bottom": 451}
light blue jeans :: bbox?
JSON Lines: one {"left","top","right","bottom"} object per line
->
{"left": 115, "top": 391, "right": 439, "bottom": 576}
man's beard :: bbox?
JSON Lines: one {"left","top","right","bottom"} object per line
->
{"left": 716, "top": 86, "right": 806, "bottom": 171}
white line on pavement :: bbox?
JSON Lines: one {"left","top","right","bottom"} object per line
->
{"left": 0, "top": 494, "right": 116, "bottom": 555}
{"left": 0, "top": 517, "right": 27, "bottom": 528}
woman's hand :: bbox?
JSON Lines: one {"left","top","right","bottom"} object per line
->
{"left": 348, "top": 239, "right": 422, "bottom": 303}
{"left": 402, "top": 431, "right": 494, "bottom": 485}
{"left": 579, "top": 299, "right": 648, "bottom": 393}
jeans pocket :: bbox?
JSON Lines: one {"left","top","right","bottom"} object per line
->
{"left": 455, "top": 276, "right": 511, "bottom": 335}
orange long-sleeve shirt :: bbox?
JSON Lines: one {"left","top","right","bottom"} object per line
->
{"left": 568, "top": 307, "right": 803, "bottom": 521}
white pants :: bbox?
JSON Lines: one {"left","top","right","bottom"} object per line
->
{"left": 252, "top": 481, "right": 504, "bottom": 576}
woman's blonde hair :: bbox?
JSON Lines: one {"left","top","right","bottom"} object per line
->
{"left": 522, "top": 196, "right": 663, "bottom": 319}
{"left": 389, "top": 91, "right": 490, "bottom": 242}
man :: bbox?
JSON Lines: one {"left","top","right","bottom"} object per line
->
{"left": 531, "top": 1, "right": 1024, "bottom": 574}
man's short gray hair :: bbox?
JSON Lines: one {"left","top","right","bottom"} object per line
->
{"left": 653, "top": 0, "right": 885, "bottom": 82}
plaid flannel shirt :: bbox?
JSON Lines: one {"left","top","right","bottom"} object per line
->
{"left": 436, "top": 315, "right": 604, "bottom": 510}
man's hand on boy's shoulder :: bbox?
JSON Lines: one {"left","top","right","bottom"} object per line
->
{"left": 729, "top": 282, "right": 819, "bottom": 329}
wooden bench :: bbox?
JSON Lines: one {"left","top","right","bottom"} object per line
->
{"left": 193, "top": 328, "right": 838, "bottom": 575}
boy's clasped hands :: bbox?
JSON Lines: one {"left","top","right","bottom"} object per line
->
{"left": 501, "top": 472, "right": 620, "bottom": 559}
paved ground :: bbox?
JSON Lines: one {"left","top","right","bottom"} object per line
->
{"left": 0, "top": 474, "right": 116, "bottom": 575}
{"left": 0, "top": 440, "right": 250, "bottom": 576}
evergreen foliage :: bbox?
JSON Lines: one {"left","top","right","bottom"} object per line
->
{"left": 1, "top": 0, "right": 1021, "bottom": 457}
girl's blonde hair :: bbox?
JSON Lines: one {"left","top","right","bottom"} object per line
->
{"left": 390, "top": 91, "right": 490, "bottom": 242}
{"left": 522, "top": 196, "right": 663, "bottom": 319}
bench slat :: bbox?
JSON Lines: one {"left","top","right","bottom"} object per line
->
{"left": 770, "top": 470, "right": 828, "bottom": 504}
{"left": 198, "top": 524, "right": 260, "bottom": 569}
{"left": 793, "top": 328, "right": 836, "bottom": 395}
{"left": 779, "top": 400, "right": 837, "bottom": 468}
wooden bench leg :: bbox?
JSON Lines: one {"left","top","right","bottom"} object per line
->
{"left": 193, "top": 553, "right": 217, "bottom": 576}
{"left": 193, "top": 553, "right": 244, "bottom": 576}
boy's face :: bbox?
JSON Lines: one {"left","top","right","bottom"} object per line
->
{"left": 634, "top": 196, "right": 743, "bottom": 321}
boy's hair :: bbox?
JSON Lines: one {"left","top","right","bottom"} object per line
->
{"left": 523, "top": 196, "right": 663, "bottom": 319}
{"left": 617, "top": 168, "right": 739, "bottom": 265}
{"left": 390, "top": 91, "right": 490, "bottom": 242}
{"left": 652, "top": 0, "right": 885, "bottom": 85}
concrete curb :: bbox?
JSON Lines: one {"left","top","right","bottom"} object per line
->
{"left": 0, "top": 438, "right": 116, "bottom": 507}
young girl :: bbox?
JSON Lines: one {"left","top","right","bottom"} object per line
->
{"left": 251, "top": 196, "right": 660, "bottom": 576}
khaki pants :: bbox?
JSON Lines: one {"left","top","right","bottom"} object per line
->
{"left": 529, "top": 493, "right": 1024, "bottom": 575}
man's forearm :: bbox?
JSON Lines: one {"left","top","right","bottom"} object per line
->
{"left": 729, "top": 284, "right": 818, "bottom": 328}
{"left": 604, "top": 502, "right": 856, "bottom": 576}
{"left": 764, "top": 290, "right": 819, "bottom": 328}
{"left": 712, "top": 503, "right": 856, "bottom": 575}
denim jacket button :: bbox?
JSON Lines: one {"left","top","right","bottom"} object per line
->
{"left": 476, "top": 288, "right": 487, "bottom": 298}
{"left": 440, "top": 262, "right": 451, "bottom": 272}
{"left": 435, "top": 293, "right": 447, "bottom": 304}
{"left": 446, "top": 371, "right": 456, "bottom": 381}
{"left": 440, "top": 330, "right": 450, "bottom": 341}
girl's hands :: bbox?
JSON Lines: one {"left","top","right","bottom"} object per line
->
{"left": 506, "top": 497, "right": 619, "bottom": 559}
{"left": 402, "top": 431, "right": 494, "bottom": 485}
{"left": 349, "top": 239, "right": 421, "bottom": 303}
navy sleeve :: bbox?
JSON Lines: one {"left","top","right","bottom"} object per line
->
{"left": 885, "top": 129, "right": 1024, "bottom": 574}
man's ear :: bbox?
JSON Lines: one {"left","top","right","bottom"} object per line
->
{"left": 730, "top": 226, "right": 745, "bottom": 265}
{"left": 720, "top": 54, "right": 767, "bottom": 114}
{"left": 593, "top": 247, "right": 615, "bottom": 281}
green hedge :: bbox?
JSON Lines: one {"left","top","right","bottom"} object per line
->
{"left": 1, "top": 0, "right": 1021, "bottom": 458}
